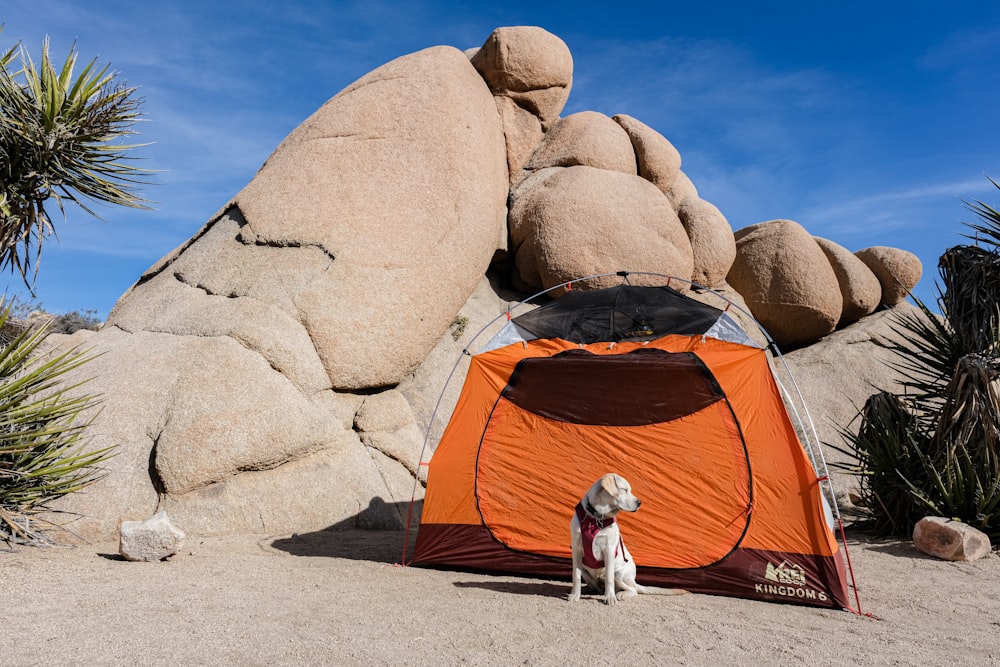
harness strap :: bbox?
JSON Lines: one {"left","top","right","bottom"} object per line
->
{"left": 575, "top": 502, "right": 628, "bottom": 568}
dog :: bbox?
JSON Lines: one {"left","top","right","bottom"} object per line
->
{"left": 568, "top": 473, "right": 687, "bottom": 605}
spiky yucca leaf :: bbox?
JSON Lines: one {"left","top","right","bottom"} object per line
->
{"left": 931, "top": 354, "right": 1000, "bottom": 477}
{"left": 962, "top": 175, "right": 1000, "bottom": 250}
{"left": 0, "top": 300, "right": 108, "bottom": 544}
{"left": 0, "top": 33, "right": 152, "bottom": 288}
{"left": 840, "top": 177, "right": 1000, "bottom": 542}
{"left": 831, "top": 392, "right": 933, "bottom": 537}
{"left": 938, "top": 245, "right": 1000, "bottom": 356}
{"left": 880, "top": 294, "right": 960, "bottom": 425}
{"left": 904, "top": 444, "right": 1000, "bottom": 542}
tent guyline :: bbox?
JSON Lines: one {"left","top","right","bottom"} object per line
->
{"left": 401, "top": 271, "right": 864, "bottom": 613}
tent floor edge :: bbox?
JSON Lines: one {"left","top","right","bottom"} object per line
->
{"left": 411, "top": 524, "right": 849, "bottom": 610}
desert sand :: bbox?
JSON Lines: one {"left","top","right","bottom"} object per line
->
{"left": 1, "top": 528, "right": 998, "bottom": 666}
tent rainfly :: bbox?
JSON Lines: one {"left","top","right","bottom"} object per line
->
{"left": 407, "top": 274, "right": 858, "bottom": 611}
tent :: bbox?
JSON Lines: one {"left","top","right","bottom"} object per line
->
{"left": 408, "top": 275, "right": 856, "bottom": 611}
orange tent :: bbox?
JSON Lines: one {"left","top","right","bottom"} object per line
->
{"left": 410, "top": 281, "right": 852, "bottom": 609}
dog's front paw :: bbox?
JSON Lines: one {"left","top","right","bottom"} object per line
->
{"left": 567, "top": 591, "right": 581, "bottom": 603}
{"left": 603, "top": 592, "right": 617, "bottom": 606}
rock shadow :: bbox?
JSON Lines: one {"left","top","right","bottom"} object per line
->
{"left": 268, "top": 497, "right": 420, "bottom": 564}
{"left": 844, "top": 530, "right": 939, "bottom": 560}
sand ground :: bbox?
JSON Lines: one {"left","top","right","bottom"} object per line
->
{"left": 1, "top": 528, "right": 998, "bottom": 666}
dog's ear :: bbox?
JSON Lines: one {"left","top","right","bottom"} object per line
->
{"left": 600, "top": 474, "right": 619, "bottom": 496}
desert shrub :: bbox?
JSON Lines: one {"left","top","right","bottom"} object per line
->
{"left": 48, "top": 309, "right": 102, "bottom": 335}
{"left": 0, "top": 299, "right": 102, "bottom": 347}
{"left": 836, "top": 392, "right": 932, "bottom": 536}
{"left": 835, "top": 179, "right": 1000, "bottom": 542}
{"left": 0, "top": 301, "right": 108, "bottom": 545}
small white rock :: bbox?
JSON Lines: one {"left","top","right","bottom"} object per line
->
{"left": 119, "top": 511, "right": 186, "bottom": 562}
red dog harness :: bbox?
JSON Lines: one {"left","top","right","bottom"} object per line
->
{"left": 575, "top": 502, "right": 627, "bottom": 569}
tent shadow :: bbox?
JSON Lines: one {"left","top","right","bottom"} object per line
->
{"left": 268, "top": 497, "right": 420, "bottom": 564}
{"left": 453, "top": 580, "right": 569, "bottom": 599}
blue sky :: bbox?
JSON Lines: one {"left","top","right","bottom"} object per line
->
{"left": 3, "top": 1, "right": 999, "bottom": 317}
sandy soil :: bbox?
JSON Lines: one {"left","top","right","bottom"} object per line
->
{"left": 1, "top": 528, "right": 998, "bottom": 666}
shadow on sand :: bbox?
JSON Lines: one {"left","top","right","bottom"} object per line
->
{"left": 268, "top": 497, "right": 420, "bottom": 564}
{"left": 453, "top": 579, "right": 568, "bottom": 598}
{"left": 844, "top": 527, "right": 939, "bottom": 560}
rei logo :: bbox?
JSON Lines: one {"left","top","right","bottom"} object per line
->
{"left": 764, "top": 560, "right": 806, "bottom": 586}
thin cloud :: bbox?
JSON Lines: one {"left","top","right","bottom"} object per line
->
{"left": 805, "top": 178, "right": 995, "bottom": 228}
{"left": 920, "top": 25, "right": 1000, "bottom": 73}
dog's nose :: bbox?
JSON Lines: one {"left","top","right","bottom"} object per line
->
{"left": 636, "top": 499, "right": 641, "bottom": 508}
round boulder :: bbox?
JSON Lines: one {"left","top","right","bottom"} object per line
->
{"left": 855, "top": 246, "right": 922, "bottom": 307}
{"left": 509, "top": 165, "right": 693, "bottom": 293}
{"left": 526, "top": 111, "right": 637, "bottom": 174}
{"left": 814, "top": 237, "right": 882, "bottom": 326}
{"left": 612, "top": 114, "right": 682, "bottom": 193}
{"left": 676, "top": 198, "right": 736, "bottom": 288}
{"left": 471, "top": 26, "right": 573, "bottom": 127}
{"left": 661, "top": 170, "right": 699, "bottom": 208}
{"left": 728, "top": 220, "right": 842, "bottom": 347}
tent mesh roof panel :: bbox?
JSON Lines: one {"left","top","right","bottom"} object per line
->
{"left": 512, "top": 285, "right": 725, "bottom": 344}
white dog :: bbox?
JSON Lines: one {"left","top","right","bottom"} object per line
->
{"left": 568, "top": 473, "right": 687, "bottom": 605}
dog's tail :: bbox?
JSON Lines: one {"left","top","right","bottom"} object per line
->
{"left": 635, "top": 584, "right": 689, "bottom": 596}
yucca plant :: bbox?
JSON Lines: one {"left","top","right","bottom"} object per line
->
{"left": 931, "top": 354, "right": 1000, "bottom": 475}
{"left": 895, "top": 353, "right": 1000, "bottom": 540}
{"left": 878, "top": 293, "right": 959, "bottom": 427}
{"left": 0, "top": 299, "right": 108, "bottom": 545}
{"left": 836, "top": 178, "right": 1000, "bottom": 542}
{"left": 0, "top": 30, "right": 152, "bottom": 288}
{"left": 937, "top": 246, "right": 1000, "bottom": 355}
{"left": 834, "top": 392, "right": 933, "bottom": 536}
{"left": 0, "top": 31, "right": 143, "bottom": 546}
{"left": 906, "top": 445, "right": 1000, "bottom": 538}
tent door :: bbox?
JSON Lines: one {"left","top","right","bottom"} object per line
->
{"left": 475, "top": 348, "right": 753, "bottom": 569}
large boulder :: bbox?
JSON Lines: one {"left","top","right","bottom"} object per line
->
{"left": 526, "top": 111, "right": 637, "bottom": 175}
{"left": 509, "top": 166, "right": 693, "bottom": 293}
{"left": 222, "top": 45, "right": 507, "bottom": 389}
{"left": 814, "top": 237, "right": 882, "bottom": 326}
{"left": 471, "top": 26, "right": 573, "bottom": 128}
{"left": 728, "top": 219, "right": 842, "bottom": 347}
{"left": 855, "top": 246, "right": 923, "bottom": 307}
{"left": 469, "top": 26, "right": 571, "bottom": 184}
{"left": 36, "top": 26, "right": 923, "bottom": 549}
{"left": 47, "top": 45, "right": 509, "bottom": 541}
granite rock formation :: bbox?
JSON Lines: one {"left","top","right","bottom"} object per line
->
{"left": 43, "top": 26, "right": 922, "bottom": 541}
